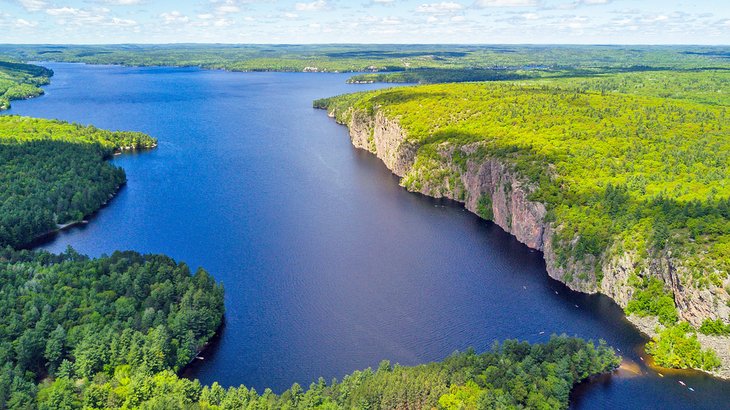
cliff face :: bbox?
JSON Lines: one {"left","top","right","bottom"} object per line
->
{"left": 345, "top": 110, "right": 416, "bottom": 177}
{"left": 336, "top": 108, "right": 602, "bottom": 295}
{"left": 327, "top": 106, "right": 729, "bottom": 378}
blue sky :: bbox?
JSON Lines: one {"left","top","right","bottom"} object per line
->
{"left": 1, "top": 0, "right": 729, "bottom": 44}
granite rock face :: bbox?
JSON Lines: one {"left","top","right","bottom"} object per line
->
{"left": 326, "top": 106, "right": 730, "bottom": 378}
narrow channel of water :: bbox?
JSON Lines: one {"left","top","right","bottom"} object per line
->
{"left": 7, "top": 63, "right": 729, "bottom": 409}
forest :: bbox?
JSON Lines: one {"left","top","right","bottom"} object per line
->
{"left": 0, "top": 60, "right": 623, "bottom": 409}
{"left": 1, "top": 44, "right": 730, "bottom": 74}
{"left": 0, "top": 248, "right": 225, "bottom": 409}
{"left": 0, "top": 60, "right": 53, "bottom": 111}
{"left": 346, "top": 68, "right": 546, "bottom": 84}
{"left": 534, "top": 70, "right": 730, "bottom": 107}
{"left": 0, "top": 115, "right": 156, "bottom": 248}
{"left": 316, "top": 76, "right": 729, "bottom": 372}
{"left": 34, "top": 335, "right": 618, "bottom": 410}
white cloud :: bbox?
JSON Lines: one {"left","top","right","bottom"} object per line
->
{"left": 46, "top": 7, "right": 82, "bottom": 16}
{"left": 3, "top": 0, "right": 729, "bottom": 44}
{"left": 643, "top": 14, "right": 668, "bottom": 23}
{"left": 417, "top": 2, "right": 463, "bottom": 13}
{"left": 17, "top": 0, "right": 48, "bottom": 12}
{"left": 213, "top": 18, "right": 232, "bottom": 27}
{"left": 206, "top": 0, "right": 247, "bottom": 16}
{"left": 109, "top": 17, "right": 137, "bottom": 26}
{"left": 381, "top": 16, "right": 401, "bottom": 25}
{"left": 15, "top": 18, "right": 38, "bottom": 27}
{"left": 160, "top": 11, "right": 190, "bottom": 24}
{"left": 558, "top": 15, "right": 589, "bottom": 30}
{"left": 100, "top": 0, "right": 143, "bottom": 5}
{"left": 554, "top": 0, "right": 612, "bottom": 10}
{"left": 475, "top": 0, "right": 538, "bottom": 7}
{"left": 216, "top": 5, "right": 240, "bottom": 14}
{"left": 43, "top": 6, "right": 129, "bottom": 27}
{"left": 295, "top": 0, "right": 327, "bottom": 12}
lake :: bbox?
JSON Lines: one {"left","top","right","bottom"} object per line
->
{"left": 7, "top": 63, "right": 729, "bottom": 409}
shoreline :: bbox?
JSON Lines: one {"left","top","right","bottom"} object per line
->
{"left": 179, "top": 320, "right": 226, "bottom": 378}
{"left": 22, "top": 182, "right": 125, "bottom": 250}
{"left": 322, "top": 105, "right": 730, "bottom": 381}
{"left": 23, "top": 144, "right": 157, "bottom": 249}
{"left": 628, "top": 314, "right": 730, "bottom": 380}
{"left": 27, "top": 60, "right": 375, "bottom": 75}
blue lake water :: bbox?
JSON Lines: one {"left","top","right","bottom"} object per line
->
{"left": 7, "top": 62, "right": 729, "bottom": 409}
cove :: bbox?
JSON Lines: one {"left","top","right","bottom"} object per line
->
{"left": 6, "top": 62, "right": 729, "bottom": 409}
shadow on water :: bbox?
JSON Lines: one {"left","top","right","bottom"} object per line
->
{"left": 181, "top": 321, "right": 227, "bottom": 379}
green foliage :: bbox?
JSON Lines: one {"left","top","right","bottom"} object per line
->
{"left": 625, "top": 277, "right": 679, "bottom": 325}
{"left": 4, "top": 44, "right": 730, "bottom": 75}
{"left": 0, "top": 116, "right": 156, "bottom": 247}
{"left": 646, "top": 323, "right": 721, "bottom": 371}
{"left": 36, "top": 335, "right": 619, "bottom": 410}
{"left": 439, "top": 380, "right": 482, "bottom": 410}
{"left": 537, "top": 70, "right": 730, "bottom": 106}
{"left": 0, "top": 248, "right": 224, "bottom": 408}
{"left": 318, "top": 80, "right": 730, "bottom": 294}
{"left": 348, "top": 68, "right": 543, "bottom": 85}
{"left": 0, "top": 60, "right": 51, "bottom": 110}
{"left": 0, "top": 141, "right": 124, "bottom": 247}
{"left": 477, "top": 193, "right": 494, "bottom": 221}
{"left": 0, "top": 116, "right": 156, "bottom": 150}
{"left": 699, "top": 318, "right": 730, "bottom": 336}
{"left": 2, "top": 84, "right": 44, "bottom": 101}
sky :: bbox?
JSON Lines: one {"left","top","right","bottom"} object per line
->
{"left": 1, "top": 0, "right": 729, "bottom": 44}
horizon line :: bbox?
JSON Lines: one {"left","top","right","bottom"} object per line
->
{"left": 1, "top": 42, "right": 729, "bottom": 47}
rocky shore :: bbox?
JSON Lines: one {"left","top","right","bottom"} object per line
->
{"left": 324, "top": 106, "right": 730, "bottom": 379}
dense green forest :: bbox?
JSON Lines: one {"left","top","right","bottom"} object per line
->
{"left": 33, "top": 335, "right": 618, "bottom": 410}
{"left": 535, "top": 70, "right": 730, "bottom": 107}
{"left": 347, "top": 68, "right": 549, "bottom": 85}
{"left": 0, "top": 248, "right": 225, "bottom": 409}
{"left": 0, "top": 116, "right": 156, "bottom": 149}
{"left": 7, "top": 50, "right": 728, "bottom": 404}
{"left": 316, "top": 79, "right": 729, "bottom": 371}
{"left": 0, "top": 60, "right": 53, "bottom": 110}
{"left": 0, "top": 116, "right": 156, "bottom": 248}
{"left": 2, "top": 44, "right": 730, "bottom": 74}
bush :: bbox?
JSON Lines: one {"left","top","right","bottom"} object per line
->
{"left": 699, "top": 318, "right": 730, "bottom": 336}
{"left": 646, "top": 323, "right": 721, "bottom": 371}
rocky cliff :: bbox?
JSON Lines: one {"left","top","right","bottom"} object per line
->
{"left": 326, "top": 106, "right": 730, "bottom": 379}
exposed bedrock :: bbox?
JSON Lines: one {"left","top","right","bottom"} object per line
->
{"left": 326, "top": 107, "right": 730, "bottom": 378}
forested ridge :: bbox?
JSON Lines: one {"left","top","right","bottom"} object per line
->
{"left": 316, "top": 78, "right": 730, "bottom": 373}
